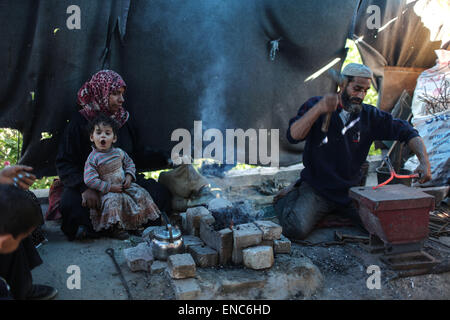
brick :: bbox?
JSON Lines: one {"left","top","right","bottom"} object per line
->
{"left": 167, "top": 253, "right": 196, "bottom": 279}
{"left": 243, "top": 246, "right": 274, "bottom": 270}
{"left": 254, "top": 220, "right": 283, "bottom": 240}
{"left": 186, "top": 206, "right": 211, "bottom": 236}
{"left": 232, "top": 223, "right": 263, "bottom": 264}
{"left": 150, "top": 260, "right": 167, "bottom": 274}
{"left": 274, "top": 235, "right": 291, "bottom": 254}
{"left": 123, "top": 243, "right": 154, "bottom": 272}
{"left": 199, "top": 219, "right": 233, "bottom": 265}
{"left": 171, "top": 278, "right": 201, "bottom": 300}
{"left": 183, "top": 235, "right": 204, "bottom": 250}
{"left": 188, "top": 245, "right": 218, "bottom": 268}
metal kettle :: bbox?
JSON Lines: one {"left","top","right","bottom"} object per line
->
{"left": 151, "top": 211, "right": 184, "bottom": 260}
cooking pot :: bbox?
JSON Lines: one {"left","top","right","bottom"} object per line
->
{"left": 151, "top": 212, "right": 184, "bottom": 260}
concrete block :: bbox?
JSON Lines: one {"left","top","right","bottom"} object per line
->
{"left": 274, "top": 235, "right": 291, "bottom": 254}
{"left": 232, "top": 223, "right": 263, "bottom": 264}
{"left": 171, "top": 278, "right": 201, "bottom": 300}
{"left": 186, "top": 206, "right": 211, "bottom": 236}
{"left": 123, "top": 242, "right": 154, "bottom": 272}
{"left": 167, "top": 253, "right": 196, "bottom": 279}
{"left": 150, "top": 260, "right": 167, "bottom": 274}
{"left": 188, "top": 245, "right": 218, "bottom": 268}
{"left": 199, "top": 219, "right": 233, "bottom": 265}
{"left": 254, "top": 220, "right": 282, "bottom": 240}
{"left": 183, "top": 235, "right": 204, "bottom": 250}
{"left": 243, "top": 246, "right": 274, "bottom": 270}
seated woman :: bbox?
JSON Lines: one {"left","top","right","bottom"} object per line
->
{"left": 56, "top": 70, "right": 172, "bottom": 241}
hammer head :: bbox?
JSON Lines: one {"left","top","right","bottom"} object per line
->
{"left": 328, "top": 69, "right": 346, "bottom": 87}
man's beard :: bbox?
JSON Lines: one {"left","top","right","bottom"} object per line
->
{"left": 341, "top": 89, "right": 363, "bottom": 114}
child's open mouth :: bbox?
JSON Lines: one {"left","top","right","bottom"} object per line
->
{"left": 100, "top": 140, "right": 106, "bottom": 146}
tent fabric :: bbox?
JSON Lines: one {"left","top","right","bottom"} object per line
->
{"left": 0, "top": 0, "right": 360, "bottom": 175}
{"left": 1, "top": 0, "right": 376, "bottom": 176}
{"left": 353, "top": 0, "right": 447, "bottom": 94}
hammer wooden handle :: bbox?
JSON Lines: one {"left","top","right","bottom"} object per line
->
{"left": 321, "top": 112, "right": 332, "bottom": 133}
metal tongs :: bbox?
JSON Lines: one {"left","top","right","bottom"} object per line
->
{"left": 372, "top": 156, "right": 419, "bottom": 190}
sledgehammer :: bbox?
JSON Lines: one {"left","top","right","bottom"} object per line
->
{"left": 321, "top": 69, "right": 346, "bottom": 133}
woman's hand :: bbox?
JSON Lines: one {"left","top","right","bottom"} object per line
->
{"left": 0, "top": 165, "right": 36, "bottom": 190}
{"left": 110, "top": 184, "right": 123, "bottom": 193}
{"left": 123, "top": 174, "right": 133, "bottom": 189}
{"left": 81, "top": 188, "right": 101, "bottom": 208}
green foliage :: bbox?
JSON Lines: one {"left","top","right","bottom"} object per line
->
{"left": 0, "top": 128, "right": 55, "bottom": 189}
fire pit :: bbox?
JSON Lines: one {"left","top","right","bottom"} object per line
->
{"left": 179, "top": 200, "right": 290, "bottom": 269}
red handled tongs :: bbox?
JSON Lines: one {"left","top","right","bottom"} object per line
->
{"left": 373, "top": 156, "right": 419, "bottom": 190}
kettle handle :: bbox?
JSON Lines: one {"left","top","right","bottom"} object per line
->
{"left": 161, "top": 211, "right": 170, "bottom": 226}
{"left": 161, "top": 212, "right": 174, "bottom": 242}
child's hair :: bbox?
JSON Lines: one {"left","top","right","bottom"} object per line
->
{"left": 0, "top": 185, "right": 43, "bottom": 238}
{"left": 88, "top": 114, "right": 119, "bottom": 136}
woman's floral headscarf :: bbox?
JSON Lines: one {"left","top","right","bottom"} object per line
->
{"left": 77, "top": 70, "right": 129, "bottom": 127}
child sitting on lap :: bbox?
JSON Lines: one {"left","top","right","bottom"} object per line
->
{"left": 84, "top": 115, "right": 160, "bottom": 239}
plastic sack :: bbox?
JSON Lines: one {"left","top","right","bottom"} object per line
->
{"left": 410, "top": 49, "right": 450, "bottom": 117}
{"left": 404, "top": 110, "right": 450, "bottom": 187}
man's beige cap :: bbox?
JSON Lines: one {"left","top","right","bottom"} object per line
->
{"left": 342, "top": 63, "right": 373, "bottom": 78}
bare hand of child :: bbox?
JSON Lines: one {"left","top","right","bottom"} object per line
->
{"left": 110, "top": 184, "right": 123, "bottom": 193}
{"left": 123, "top": 174, "right": 133, "bottom": 189}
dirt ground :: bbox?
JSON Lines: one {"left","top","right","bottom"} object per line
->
{"left": 31, "top": 168, "right": 450, "bottom": 300}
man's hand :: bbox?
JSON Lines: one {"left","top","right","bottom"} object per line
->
{"left": 407, "top": 136, "right": 432, "bottom": 184}
{"left": 81, "top": 188, "right": 101, "bottom": 209}
{"left": 273, "top": 182, "right": 296, "bottom": 204}
{"left": 109, "top": 184, "right": 123, "bottom": 193}
{"left": 123, "top": 174, "right": 133, "bottom": 189}
{"left": 319, "top": 93, "right": 340, "bottom": 114}
{"left": 0, "top": 165, "right": 36, "bottom": 190}
{"left": 414, "top": 162, "right": 432, "bottom": 184}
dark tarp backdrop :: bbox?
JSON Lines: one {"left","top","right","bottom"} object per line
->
{"left": 0, "top": 0, "right": 446, "bottom": 177}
